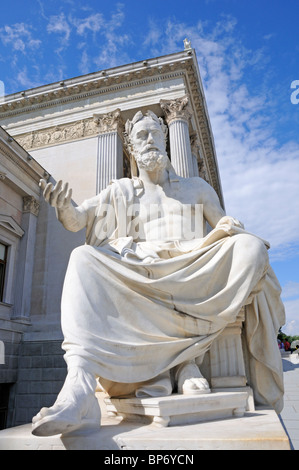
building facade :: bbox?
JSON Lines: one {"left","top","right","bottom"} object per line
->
{"left": 0, "top": 44, "right": 224, "bottom": 427}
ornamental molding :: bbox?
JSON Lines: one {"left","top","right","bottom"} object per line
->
{"left": 15, "top": 117, "right": 104, "bottom": 151}
{"left": 0, "top": 214, "right": 24, "bottom": 238}
{"left": 0, "top": 64, "right": 188, "bottom": 119}
{"left": 160, "top": 95, "right": 192, "bottom": 125}
{"left": 23, "top": 196, "right": 40, "bottom": 216}
{"left": 0, "top": 141, "right": 47, "bottom": 183}
{"left": 93, "top": 108, "right": 124, "bottom": 136}
{"left": 15, "top": 109, "right": 125, "bottom": 151}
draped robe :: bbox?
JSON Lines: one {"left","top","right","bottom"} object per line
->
{"left": 60, "top": 177, "right": 285, "bottom": 413}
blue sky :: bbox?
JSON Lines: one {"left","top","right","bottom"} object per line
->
{"left": 0, "top": 0, "right": 298, "bottom": 335}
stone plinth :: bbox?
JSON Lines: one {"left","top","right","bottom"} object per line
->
{"left": 104, "top": 391, "right": 248, "bottom": 427}
{"left": 0, "top": 393, "right": 291, "bottom": 450}
{"left": 0, "top": 408, "right": 290, "bottom": 450}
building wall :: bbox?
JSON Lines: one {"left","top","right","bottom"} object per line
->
{"left": 0, "top": 127, "right": 46, "bottom": 428}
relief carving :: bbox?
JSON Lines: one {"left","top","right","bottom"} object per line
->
{"left": 23, "top": 195, "right": 40, "bottom": 216}
{"left": 15, "top": 109, "right": 124, "bottom": 151}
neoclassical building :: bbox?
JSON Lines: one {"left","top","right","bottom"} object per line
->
{"left": 0, "top": 42, "right": 224, "bottom": 427}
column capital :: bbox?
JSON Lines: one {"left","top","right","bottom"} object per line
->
{"left": 160, "top": 95, "right": 192, "bottom": 125}
{"left": 23, "top": 195, "right": 40, "bottom": 216}
{"left": 93, "top": 108, "right": 124, "bottom": 137}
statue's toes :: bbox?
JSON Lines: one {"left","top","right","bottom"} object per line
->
{"left": 182, "top": 377, "right": 210, "bottom": 395}
{"left": 32, "top": 407, "right": 50, "bottom": 423}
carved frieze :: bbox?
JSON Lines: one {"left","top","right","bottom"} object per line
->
{"left": 15, "top": 110, "right": 124, "bottom": 151}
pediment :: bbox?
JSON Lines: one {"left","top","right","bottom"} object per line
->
{"left": 0, "top": 214, "right": 24, "bottom": 238}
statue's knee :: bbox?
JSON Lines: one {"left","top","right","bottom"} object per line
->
{"left": 233, "top": 234, "right": 268, "bottom": 268}
{"left": 70, "top": 245, "right": 93, "bottom": 264}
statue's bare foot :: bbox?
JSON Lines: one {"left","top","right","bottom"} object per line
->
{"left": 176, "top": 360, "right": 210, "bottom": 395}
{"left": 32, "top": 367, "right": 101, "bottom": 436}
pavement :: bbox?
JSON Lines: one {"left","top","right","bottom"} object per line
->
{"left": 279, "top": 351, "right": 299, "bottom": 450}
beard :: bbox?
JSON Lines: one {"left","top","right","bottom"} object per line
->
{"left": 135, "top": 149, "right": 169, "bottom": 172}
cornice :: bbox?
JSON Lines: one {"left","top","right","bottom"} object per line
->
{"left": 0, "top": 54, "right": 192, "bottom": 118}
{"left": 182, "top": 61, "right": 224, "bottom": 207}
{"left": 0, "top": 137, "right": 48, "bottom": 184}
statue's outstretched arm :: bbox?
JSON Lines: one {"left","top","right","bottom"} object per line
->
{"left": 39, "top": 179, "right": 87, "bottom": 232}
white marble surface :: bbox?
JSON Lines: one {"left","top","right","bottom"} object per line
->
{"left": 0, "top": 404, "right": 290, "bottom": 450}
{"left": 30, "top": 110, "right": 285, "bottom": 437}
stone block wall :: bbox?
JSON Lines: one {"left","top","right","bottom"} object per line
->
{"left": 8, "top": 340, "right": 66, "bottom": 427}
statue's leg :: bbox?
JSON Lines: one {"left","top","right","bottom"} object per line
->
{"left": 175, "top": 358, "right": 210, "bottom": 395}
{"left": 32, "top": 366, "right": 100, "bottom": 436}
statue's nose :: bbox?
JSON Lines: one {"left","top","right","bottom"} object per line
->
{"left": 147, "top": 132, "right": 154, "bottom": 143}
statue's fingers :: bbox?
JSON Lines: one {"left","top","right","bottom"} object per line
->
{"left": 50, "top": 180, "right": 63, "bottom": 206}
{"left": 43, "top": 183, "right": 53, "bottom": 203}
{"left": 65, "top": 187, "right": 72, "bottom": 205}
{"left": 56, "top": 182, "right": 69, "bottom": 208}
{"left": 39, "top": 179, "right": 47, "bottom": 191}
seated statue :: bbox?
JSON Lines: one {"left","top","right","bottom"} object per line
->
{"left": 32, "top": 110, "right": 285, "bottom": 436}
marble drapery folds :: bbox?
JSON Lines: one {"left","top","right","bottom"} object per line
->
{"left": 61, "top": 177, "right": 285, "bottom": 414}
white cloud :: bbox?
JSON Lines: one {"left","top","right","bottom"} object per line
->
{"left": 144, "top": 17, "right": 299, "bottom": 260}
{"left": 0, "top": 23, "right": 41, "bottom": 53}
{"left": 72, "top": 13, "right": 104, "bottom": 36}
{"left": 47, "top": 12, "right": 72, "bottom": 44}
{"left": 79, "top": 49, "right": 90, "bottom": 75}
{"left": 45, "top": 5, "right": 130, "bottom": 71}
{"left": 15, "top": 67, "right": 41, "bottom": 89}
{"left": 282, "top": 298, "right": 299, "bottom": 336}
{"left": 282, "top": 281, "right": 299, "bottom": 300}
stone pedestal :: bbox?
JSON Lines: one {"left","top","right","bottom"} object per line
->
{"left": 0, "top": 405, "right": 290, "bottom": 450}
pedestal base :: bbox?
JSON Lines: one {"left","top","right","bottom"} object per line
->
{"left": 0, "top": 407, "right": 291, "bottom": 450}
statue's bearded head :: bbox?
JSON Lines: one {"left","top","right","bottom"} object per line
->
{"left": 125, "top": 111, "right": 169, "bottom": 174}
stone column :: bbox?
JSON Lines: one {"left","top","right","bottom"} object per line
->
{"left": 160, "top": 95, "right": 194, "bottom": 178}
{"left": 94, "top": 109, "right": 124, "bottom": 193}
{"left": 190, "top": 132, "right": 209, "bottom": 182}
{"left": 190, "top": 132, "right": 200, "bottom": 177}
{"left": 13, "top": 196, "right": 40, "bottom": 319}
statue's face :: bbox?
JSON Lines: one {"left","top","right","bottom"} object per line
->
{"left": 131, "top": 117, "right": 168, "bottom": 172}
{"left": 131, "top": 117, "right": 165, "bottom": 155}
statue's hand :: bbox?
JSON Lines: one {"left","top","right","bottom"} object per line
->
{"left": 39, "top": 179, "right": 72, "bottom": 210}
{"left": 216, "top": 216, "right": 245, "bottom": 230}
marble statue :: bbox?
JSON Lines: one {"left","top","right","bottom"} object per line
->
{"left": 32, "top": 110, "right": 285, "bottom": 436}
